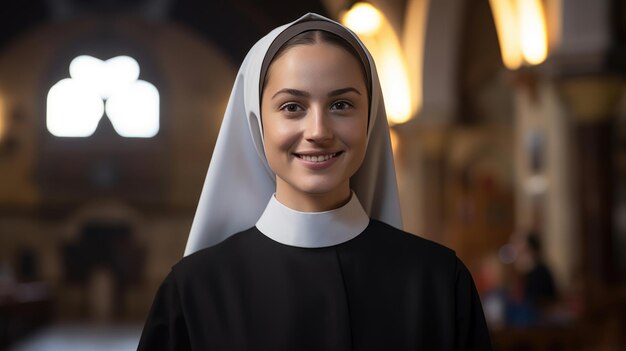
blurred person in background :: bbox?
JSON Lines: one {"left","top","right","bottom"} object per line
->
{"left": 507, "top": 230, "right": 558, "bottom": 326}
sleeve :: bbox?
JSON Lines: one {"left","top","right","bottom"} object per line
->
{"left": 137, "top": 271, "right": 192, "bottom": 351}
{"left": 454, "top": 258, "right": 493, "bottom": 351}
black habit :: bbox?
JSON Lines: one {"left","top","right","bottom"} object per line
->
{"left": 138, "top": 220, "right": 493, "bottom": 350}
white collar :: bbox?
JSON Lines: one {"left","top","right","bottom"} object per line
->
{"left": 255, "top": 192, "right": 370, "bottom": 248}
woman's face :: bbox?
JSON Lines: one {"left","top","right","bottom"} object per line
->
{"left": 261, "top": 41, "right": 368, "bottom": 211}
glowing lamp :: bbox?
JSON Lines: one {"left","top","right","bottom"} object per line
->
{"left": 342, "top": 2, "right": 413, "bottom": 125}
{"left": 489, "top": 0, "right": 548, "bottom": 69}
{"left": 341, "top": 2, "right": 382, "bottom": 35}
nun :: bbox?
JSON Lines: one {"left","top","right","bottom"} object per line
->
{"left": 138, "top": 13, "right": 493, "bottom": 350}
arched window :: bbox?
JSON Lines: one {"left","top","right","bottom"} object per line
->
{"left": 39, "top": 30, "right": 167, "bottom": 206}
{"left": 47, "top": 55, "right": 159, "bottom": 138}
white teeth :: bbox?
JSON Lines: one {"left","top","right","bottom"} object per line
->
{"left": 300, "top": 152, "right": 338, "bottom": 162}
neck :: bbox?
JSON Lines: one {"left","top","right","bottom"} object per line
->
{"left": 275, "top": 182, "right": 351, "bottom": 212}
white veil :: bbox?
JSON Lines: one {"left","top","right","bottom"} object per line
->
{"left": 184, "top": 13, "right": 402, "bottom": 256}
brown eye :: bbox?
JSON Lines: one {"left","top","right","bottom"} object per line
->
{"left": 280, "top": 103, "right": 304, "bottom": 113}
{"left": 330, "top": 101, "right": 352, "bottom": 111}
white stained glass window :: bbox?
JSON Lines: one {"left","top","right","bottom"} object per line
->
{"left": 47, "top": 55, "right": 159, "bottom": 138}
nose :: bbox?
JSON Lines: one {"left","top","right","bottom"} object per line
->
{"left": 304, "top": 107, "right": 333, "bottom": 143}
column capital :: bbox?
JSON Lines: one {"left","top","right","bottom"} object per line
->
{"left": 557, "top": 76, "right": 623, "bottom": 123}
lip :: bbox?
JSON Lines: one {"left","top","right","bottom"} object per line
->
{"left": 293, "top": 151, "right": 343, "bottom": 170}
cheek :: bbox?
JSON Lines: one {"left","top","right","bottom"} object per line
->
{"left": 338, "top": 118, "right": 368, "bottom": 148}
{"left": 352, "top": 134, "right": 368, "bottom": 163}
{"left": 263, "top": 118, "right": 300, "bottom": 152}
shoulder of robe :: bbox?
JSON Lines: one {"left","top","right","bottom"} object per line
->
{"left": 169, "top": 227, "right": 259, "bottom": 279}
{"left": 368, "top": 220, "right": 481, "bottom": 291}
{"left": 367, "top": 219, "right": 458, "bottom": 271}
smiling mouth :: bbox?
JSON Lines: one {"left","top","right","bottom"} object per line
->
{"left": 294, "top": 151, "right": 343, "bottom": 162}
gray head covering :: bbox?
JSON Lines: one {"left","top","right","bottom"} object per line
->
{"left": 184, "top": 13, "right": 402, "bottom": 255}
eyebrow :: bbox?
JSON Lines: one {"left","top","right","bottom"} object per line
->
{"left": 271, "top": 87, "right": 362, "bottom": 100}
{"left": 272, "top": 88, "right": 309, "bottom": 99}
{"left": 329, "top": 87, "right": 361, "bottom": 97}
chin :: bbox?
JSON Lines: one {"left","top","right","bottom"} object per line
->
{"left": 276, "top": 171, "right": 352, "bottom": 201}
{"left": 297, "top": 184, "right": 341, "bottom": 196}
{"left": 292, "top": 179, "right": 350, "bottom": 199}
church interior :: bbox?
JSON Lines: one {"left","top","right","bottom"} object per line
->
{"left": 0, "top": 0, "right": 625, "bottom": 350}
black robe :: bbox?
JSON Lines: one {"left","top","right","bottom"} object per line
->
{"left": 138, "top": 220, "right": 493, "bottom": 350}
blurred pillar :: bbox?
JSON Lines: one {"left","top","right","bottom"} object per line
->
{"left": 391, "top": 0, "right": 465, "bottom": 241}
{"left": 558, "top": 77, "right": 622, "bottom": 302}
{"left": 512, "top": 74, "right": 577, "bottom": 292}
{"left": 514, "top": 72, "right": 578, "bottom": 291}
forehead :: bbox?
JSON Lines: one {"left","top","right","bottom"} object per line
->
{"left": 263, "top": 42, "right": 367, "bottom": 93}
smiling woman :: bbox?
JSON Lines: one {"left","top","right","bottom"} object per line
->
{"left": 261, "top": 35, "right": 369, "bottom": 212}
{"left": 138, "top": 13, "right": 493, "bottom": 351}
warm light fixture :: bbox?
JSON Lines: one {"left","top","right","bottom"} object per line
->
{"left": 342, "top": 2, "right": 413, "bottom": 125}
{"left": 489, "top": 0, "right": 548, "bottom": 69}
{"left": 518, "top": 0, "right": 548, "bottom": 65}
{"left": 341, "top": 2, "right": 382, "bottom": 35}
{"left": 47, "top": 55, "right": 159, "bottom": 138}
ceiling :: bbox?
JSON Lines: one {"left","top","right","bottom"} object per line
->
{"left": 0, "top": 0, "right": 330, "bottom": 63}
